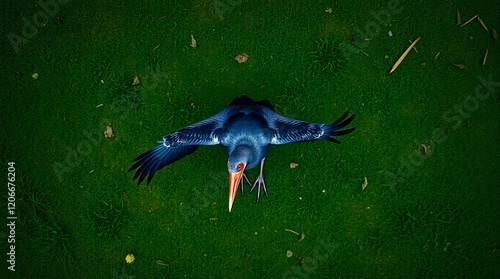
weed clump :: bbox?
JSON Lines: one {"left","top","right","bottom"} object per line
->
{"left": 90, "top": 199, "right": 129, "bottom": 239}
{"left": 308, "top": 34, "right": 347, "bottom": 76}
{"left": 89, "top": 175, "right": 131, "bottom": 239}
{"left": 17, "top": 174, "right": 75, "bottom": 270}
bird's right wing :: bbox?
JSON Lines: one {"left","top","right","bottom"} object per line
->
{"left": 129, "top": 111, "right": 228, "bottom": 185}
{"left": 267, "top": 110, "right": 355, "bottom": 145}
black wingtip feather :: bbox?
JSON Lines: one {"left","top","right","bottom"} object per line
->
{"left": 129, "top": 144, "right": 199, "bottom": 185}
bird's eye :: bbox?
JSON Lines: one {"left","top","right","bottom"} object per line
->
{"left": 236, "top": 163, "right": 243, "bottom": 171}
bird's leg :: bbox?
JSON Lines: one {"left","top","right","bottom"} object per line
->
{"left": 250, "top": 157, "right": 268, "bottom": 202}
{"left": 240, "top": 172, "right": 252, "bottom": 196}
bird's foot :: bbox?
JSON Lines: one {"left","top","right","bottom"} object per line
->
{"left": 240, "top": 172, "right": 252, "bottom": 196}
{"left": 250, "top": 158, "right": 268, "bottom": 202}
{"left": 250, "top": 173, "right": 268, "bottom": 202}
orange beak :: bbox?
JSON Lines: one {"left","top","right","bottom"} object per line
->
{"left": 228, "top": 167, "right": 244, "bottom": 212}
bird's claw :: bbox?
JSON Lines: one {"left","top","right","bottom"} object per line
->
{"left": 250, "top": 157, "right": 267, "bottom": 203}
{"left": 240, "top": 172, "right": 252, "bottom": 196}
{"left": 250, "top": 175, "right": 267, "bottom": 202}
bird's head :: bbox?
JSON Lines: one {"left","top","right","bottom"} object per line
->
{"left": 227, "top": 146, "right": 252, "bottom": 212}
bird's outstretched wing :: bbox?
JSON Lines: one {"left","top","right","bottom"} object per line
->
{"left": 268, "top": 110, "right": 355, "bottom": 145}
{"left": 129, "top": 144, "right": 199, "bottom": 185}
{"left": 129, "top": 112, "right": 227, "bottom": 185}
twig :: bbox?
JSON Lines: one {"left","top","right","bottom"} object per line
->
{"left": 408, "top": 40, "right": 418, "bottom": 53}
{"left": 284, "top": 229, "right": 299, "bottom": 235}
{"left": 482, "top": 48, "right": 488, "bottom": 65}
{"left": 390, "top": 37, "right": 421, "bottom": 74}
{"left": 456, "top": 8, "right": 461, "bottom": 25}
{"left": 434, "top": 51, "right": 441, "bottom": 60}
{"left": 460, "top": 15, "right": 478, "bottom": 27}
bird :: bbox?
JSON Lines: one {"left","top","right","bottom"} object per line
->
{"left": 129, "top": 95, "right": 355, "bottom": 212}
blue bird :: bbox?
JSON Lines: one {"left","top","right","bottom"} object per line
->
{"left": 129, "top": 95, "right": 355, "bottom": 211}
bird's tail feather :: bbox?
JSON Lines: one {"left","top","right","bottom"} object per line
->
{"left": 129, "top": 144, "right": 199, "bottom": 185}
{"left": 320, "top": 111, "right": 356, "bottom": 144}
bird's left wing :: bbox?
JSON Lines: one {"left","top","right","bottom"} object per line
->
{"left": 129, "top": 111, "right": 228, "bottom": 185}
{"left": 267, "top": 110, "right": 355, "bottom": 145}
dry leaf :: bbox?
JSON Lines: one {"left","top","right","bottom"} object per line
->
{"left": 460, "top": 15, "right": 477, "bottom": 27}
{"left": 190, "top": 34, "right": 197, "bottom": 48}
{"left": 286, "top": 250, "right": 293, "bottom": 258}
{"left": 104, "top": 124, "right": 114, "bottom": 140}
{"left": 297, "top": 232, "right": 305, "bottom": 243}
{"left": 132, "top": 76, "right": 140, "bottom": 85}
{"left": 361, "top": 177, "right": 368, "bottom": 190}
{"left": 156, "top": 259, "right": 168, "bottom": 266}
{"left": 421, "top": 143, "right": 431, "bottom": 155}
{"left": 491, "top": 29, "right": 498, "bottom": 44}
{"left": 477, "top": 17, "right": 488, "bottom": 31}
{"left": 452, "top": 63, "right": 466, "bottom": 70}
{"left": 289, "top": 162, "right": 299, "bottom": 169}
{"left": 234, "top": 53, "right": 249, "bottom": 63}
{"left": 325, "top": 7, "right": 332, "bottom": 14}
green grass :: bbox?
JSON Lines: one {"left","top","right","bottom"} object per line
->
{"left": 2, "top": 0, "right": 499, "bottom": 278}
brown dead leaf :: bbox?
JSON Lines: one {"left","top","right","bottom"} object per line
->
{"left": 361, "top": 177, "right": 368, "bottom": 190}
{"left": 156, "top": 259, "right": 168, "bottom": 266}
{"left": 132, "top": 76, "right": 140, "bottom": 85}
{"left": 325, "top": 7, "right": 332, "bottom": 14}
{"left": 234, "top": 53, "right": 249, "bottom": 63}
{"left": 297, "top": 232, "right": 305, "bottom": 242}
{"left": 190, "top": 34, "right": 197, "bottom": 48}
{"left": 421, "top": 143, "right": 431, "bottom": 155}
{"left": 477, "top": 17, "right": 488, "bottom": 31}
{"left": 452, "top": 63, "right": 466, "bottom": 70}
{"left": 104, "top": 124, "right": 114, "bottom": 140}
{"left": 289, "top": 162, "right": 299, "bottom": 169}
{"left": 491, "top": 29, "right": 498, "bottom": 44}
